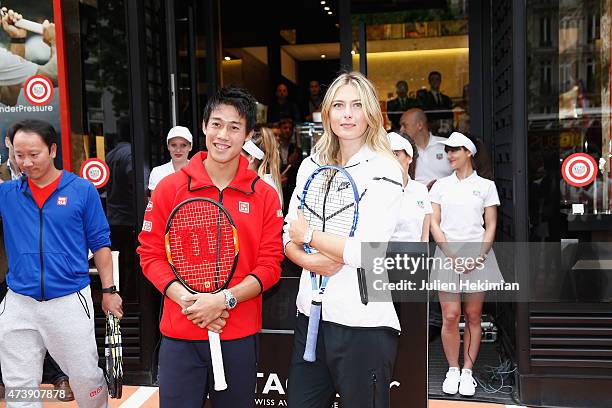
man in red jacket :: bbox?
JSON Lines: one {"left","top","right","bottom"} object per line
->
{"left": 137, "top": 87, "right": 284, "bottom": 407}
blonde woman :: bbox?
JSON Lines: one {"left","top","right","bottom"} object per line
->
{"left": 242, "top": 126, "right": 283, "bottom": 207}
{"left": 285, "top": 72, "right": 403, "bottom": 408}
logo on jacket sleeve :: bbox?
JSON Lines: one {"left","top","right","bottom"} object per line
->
{"left": 145, "top": 200, "right": 153, "bottom": 212}
{"left": 142, "top": 220, "right": 153, "bottom": 232}
{"left": 239, "top": 202, "right": 250, "bottom": 214}
{"left": 57, "top": 196, "right": 68, "bottom": 206}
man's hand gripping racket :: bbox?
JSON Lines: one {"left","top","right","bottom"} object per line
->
{"left": 165, "top": 198, "right": 239, "bottom": 391}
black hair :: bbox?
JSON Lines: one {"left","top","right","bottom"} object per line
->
{"left": 443, "top": 134, "right": 494, "bottom": 180}
{"left": 7, "top": 119, "right": 57, "bottom": 152}
{"left": 202, "top": 86, "right": 258, "bottom": 133}
{"left": 400, "top": 132, "right": 419, "bottom": 180}
{"left": 428, "top": 71, "right": 442, "bottom": 80}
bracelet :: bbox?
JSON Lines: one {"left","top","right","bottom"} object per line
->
{"left": 10, "top": 37, "right": 26, "bottom": 44}
{"left": 102, "top": 285, "right": 119, "bottom": 294}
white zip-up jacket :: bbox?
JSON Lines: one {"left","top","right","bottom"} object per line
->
{"left": 283, "top": 144, "right": 404, "bottom": 331}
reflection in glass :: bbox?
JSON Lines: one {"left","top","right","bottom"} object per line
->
{"left": 351, "top": 3, "right": 469, "bottom": 136}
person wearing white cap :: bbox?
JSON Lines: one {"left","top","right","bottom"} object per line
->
{"left": 388, "top": 132, "right": 432, "bottom": 242}
{"left": 241, "top": 126, "right": 283, "bottom": 208}
{"left": 428, "top": 131, "right": 503, "bottom": 397}
{"left": 147, "top": 126, "right": 193, "bottom": 192}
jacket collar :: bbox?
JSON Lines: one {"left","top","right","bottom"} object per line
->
{"left": 19, "top": 170, "right": 77, "bottom": 192}
{"left": 312, "top": 143, "right": 378, "bottom": 168}
{"left": 182, "top": 151, "right": 259, "bottom": 194}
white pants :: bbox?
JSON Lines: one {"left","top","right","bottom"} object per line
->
{"left": 0, "top": 286, "right": 108, "bottom": 408}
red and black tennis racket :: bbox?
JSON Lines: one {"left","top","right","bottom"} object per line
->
{"left": 164, "top": 198, "right": 239, "bottom": 391}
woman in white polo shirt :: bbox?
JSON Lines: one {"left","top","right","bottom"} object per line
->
{"left": 241, "top": 126, "right": 283, "bottom": 207}
{"left": 388, "top": 132, "right": 432, "bottom": 242}
{"left": 147, "top": 126, "right": 193, "bottom": 192}
{"left": 428, "top": 132, "right": 502, "bottom": 397}
{"left": 284, "top": 71, "right": 403, "bottom": 408}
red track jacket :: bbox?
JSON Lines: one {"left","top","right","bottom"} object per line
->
{"left": 137, "top": 152, "right": 284, "bottom": 340}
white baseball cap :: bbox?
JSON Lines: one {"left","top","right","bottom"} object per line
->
{"left": 167, "top": 126, "right": 193, "bottom": 144}
{"left": 387, "top": 132, "right": 413, "bottom": 157}
{"left": 437, "top": 132, "right": 477, "bottom": 155}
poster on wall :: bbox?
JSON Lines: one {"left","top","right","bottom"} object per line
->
{"left": 0, "top": 0, "right": 70, "bottom": 169}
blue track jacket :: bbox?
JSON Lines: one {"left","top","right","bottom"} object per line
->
{"left": 0, "top": 171, "right": 111, "bottom": 300}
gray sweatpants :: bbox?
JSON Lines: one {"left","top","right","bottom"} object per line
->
{"left": 0, "top": 286, "right": 109, "bottom": 408}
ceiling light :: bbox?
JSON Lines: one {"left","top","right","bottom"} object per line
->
{"left": 324, "top": 6, "right": 330, "bottom": 10}
{"left": 351, "top": 50, "right": 356, "bottom": 55}
{"left": 320, "top": 0, "right": 326, "bottom": 4}
{"left": 224, "top": 56, "right": 231, "bottom": 61}
{"left": 327, "top": 11, "right": 332, "bottom": 15}
{"left": 321, "top": 54, "right": 326, "bottom": 59}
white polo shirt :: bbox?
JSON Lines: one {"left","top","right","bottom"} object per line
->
{"left": 414, "top": 133, "right": 453, "bottom": 185}
{"left": 148, "top": 161, "right": 175, "bottom": 191}
{"left": 391, "top": 180, "right": 433, "bottom": 242}
{"left": 283, "top": 144, "right": 404, "bottom": 331}
{"left": 0, "top": 47, "right": 38, "bottom": 86}
{"left": 429, "top": 171, "right": 500, "bottom": 242}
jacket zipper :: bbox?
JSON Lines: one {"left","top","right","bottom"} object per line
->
{"left": 23, "top": 190, "right": 45, "bottom": 300}
{"left": 216, "top": 189, "right": 224, "bottom": 290}
{"left": 371, "top": 371, "right": 377, "bottom": 408}
{"left": 39, "top": 207, "right": 44, "bottom": 300}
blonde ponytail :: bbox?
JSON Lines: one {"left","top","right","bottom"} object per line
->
{"left": 252, "top": 127, "right": 284, "bottom": 207}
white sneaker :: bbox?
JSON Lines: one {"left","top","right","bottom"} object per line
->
{"left": 442, "top": 367, "right": 461, "bottom": 394}
{"left": 459, "top": 368, "right": 477, "bottom": 396}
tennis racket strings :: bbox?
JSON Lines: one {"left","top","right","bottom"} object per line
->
{"left": 166, "top": 199, "right": 237, "bottom": 293}
{"left": 302, "top": 168, "right": 359, "bottom": 239}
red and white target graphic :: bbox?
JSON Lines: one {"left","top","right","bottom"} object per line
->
{"left": 561, "top": 153, "right": 598, "bottom": 187}
{"left": 23, "top": 75, "right": 54, "bottom": 106}
{"left": 79, "top": 158, "right": 110, "bottom": 189}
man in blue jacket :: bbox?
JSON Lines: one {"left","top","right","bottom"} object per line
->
{"left": 0, "top": 119, "right": 122, "bottom": 408}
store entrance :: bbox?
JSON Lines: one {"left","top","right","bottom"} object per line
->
{"left": 182, "top": 0, "right": 519, "bottom": 407}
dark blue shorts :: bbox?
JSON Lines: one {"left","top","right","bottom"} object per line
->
{"left": 159, "top": 335, "right": 257, "bottom": 407}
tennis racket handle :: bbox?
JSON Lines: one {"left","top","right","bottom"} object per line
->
{"left": 303, "top": 301, "right": 322, "bottom": 362}
{"left": 208, "top": 331, "right": 228, "bottom": 391}
{"left": 15, "top": 18, "right": 43, "bottom": 35}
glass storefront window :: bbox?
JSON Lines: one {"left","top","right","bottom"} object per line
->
{"left": 528, "top": 0, "right": 612, "bottom": 242}
{"left": 352, "top": 3, "right": 469, "bottom": 136}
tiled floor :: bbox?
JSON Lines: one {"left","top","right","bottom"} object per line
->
{"left": 1, "top": 386, "right": 527, "bottom": 407}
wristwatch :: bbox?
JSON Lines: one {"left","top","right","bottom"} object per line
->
{"left": 222, "top": 289, "right": 237, "bottom": 310}
{"left": 101, "top": 285, "right": 118, "bottom": 294}
{"left": 303, "top": 228, "right": 314, "bottom": 245}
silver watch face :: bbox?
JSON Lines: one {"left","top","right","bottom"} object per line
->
{"left": 228, "top": 297, "right": 237, "bottom": 308}
{"left": 225, "top": 290, "right": 237, "bottom": 309}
